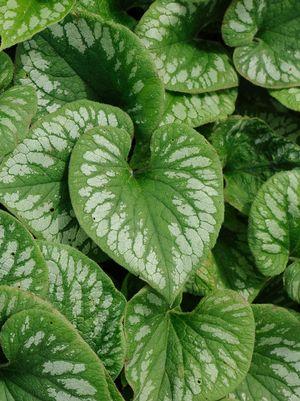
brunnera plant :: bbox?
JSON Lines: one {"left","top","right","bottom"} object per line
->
{"left": 0, "top": 1, "right": 300, "bottom": 401}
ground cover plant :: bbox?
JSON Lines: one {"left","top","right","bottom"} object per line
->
{"left": 0, "top": 1, "right": 299, "bottom": 400}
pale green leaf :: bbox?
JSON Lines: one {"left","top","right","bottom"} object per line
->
{"left": 0, "top": 85, "right": 37, "bottom": 163}
{"left": 39, "top": 241, "right": 126, "bottom": 378}
{"left": 249, "top": 169, "right": 300, "bottom": 277}
{"left": 15, "top": 13, "right": 164, "bottom": 142}
{"left": 0, "top": 0, "right": 76, "bottom": 50}
{"left": 0, "top": 100, "right": 133, "bottom": 259}
{"left": 0, "top": 52, "right": 13, "bottom": 91}
{"left": 284, "top": 260, "right": 300, "bottom": 304}
{"left": 229, "top": 304, "right": 300, "bottom": 401}
{"left": 69, "top": 123, "right": 224, "bottom": 304}
{"left": 222, "top": 0, "right": 300, "bottom": 88}
{"left": 0, "top": 286, "right": 118, "bottom": 401}
{"left": 270, "top": 87, "right": 300, "bottom": 112}
{"left": 211, "top": 116, "right": 300, "bottom": 214}
{"left": 125, "top": 287, "right": 255, "bottom": 401}
{"left": 160, "top": 88, "right": 237, "bottom": 128}
{"left": 136, "top": 0, "right": 238, "bottom": 94}
{"left": 0, "top": 211, "right": 48, "bottom": 296}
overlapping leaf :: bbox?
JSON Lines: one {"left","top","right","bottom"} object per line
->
{"left": 0, "top": 0, "right": 76, "bottom": 50}
{"left": 187, "top": 211, "right": 265, "bottom": 302}
{"left": 284, "top": 261, "right": 300, "bottom": 304}
{"left": 76, "top": 0, "right": 136, "bottom": 28}
{"left": 0, "top": 52, "right": 13, "bottom": 90}
{"left": 15, "top": 13, "right": 164, "bottom": 141}
{"left": 211, "top": 116, "right": 300, "bottom": 214}
{"left": 69, "top": 123, "right": 223, "bottom": 303}
{"left": 125, "top": 288, "right": 255, "bottom": 401}
{"left": 270, "top": 87, "right": 300, "bottom": 112}
{"left": 0, "top": 85, "right": 37, "bottom": 163}
{"left": 161, "top": 88, "right": 237, "bottom": 127}
{"left": 0, "top": 100, "right": 133, "bottom": 259}
{"left": 229, "top": 305, "right": 300, "bottom": 401}
{"left": 136, "top": 0, "right": 238, "bottom": 94}
{"left": 0, "top": 286, "right": 122, "bottom": 401}
{"left": 39, "top": 241, "right": 126, "bottom": 378}
{"left": 249, "top": 169, "right": 300, "bottom": 277}
{"left": 236, "top": 81, "right": 300, "bottom": 144}
{"left": 0, "top": 210, "right": 48, "bottom": 296}
{"left": 222, "top": 0, "right": 300, "bottom": 88}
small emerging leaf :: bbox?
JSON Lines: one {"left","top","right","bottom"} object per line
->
{"left": 211, "top": 116, "right": 300, "bottom": 214}
{"left": 0, "top": 52, "right": 13, "bottom": 90}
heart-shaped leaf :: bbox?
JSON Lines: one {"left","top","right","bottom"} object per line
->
{"left": 249, "top": 169, "right": 300, "bottom": 277}
{"left": 284, "top": 260, "right": 300, "bottom": 304}
{"left": 229, "top": 304, "right": 300, "bottom": 401}
{"left": 39, "top": 241, "right": 126, "bottom": 378}
{"left": 0, "top": 52, "right": 13, "bottom": 90}
{"left": 210, "top": 116, "right": 300, "bottom": 214}
{"left": 0, "top": 100, "right": 133, "bottom": 259}
{"left": 222, "top": 0, "right": 300, "bottom": 88}
{"left": 135, "top": 0, "right": 238, "bottom": 94}
{"left": 15, "top": 13, "right": 164, "bottom": 142}
{"left": 69, "top": 123, "right": 224, "bottom": 304}
{"left": 0, "top": 0, "right": 76, "bottom": 50}
{"left": 270, "top": 87, "right": 300, "bottom": 112}
{"left": 125, "top": 287, "right": 255, "bottom": 401}
{"left": 0, "top": 210, "right": 48, "bottom": 296}
{"left": 0, "top": 286, "right": 120, "bottom": 401}
{"left": 161, "top": 88, "right": 237, "bottom": 127}
{"left": 0, "top": 85, "right": 37, "bottom": 163}
{"left": 76, "top": 0, "right": 136, "bottom": 29}
{"left": 187, "top": 209, "right": 266, "bottom": 302}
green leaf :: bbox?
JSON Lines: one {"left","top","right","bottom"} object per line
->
{"left": 222, "top": 0, "right": 300, "bottom": 88}
{"left": 125, "top": 287, "right": 255, "bottom": 401}
{"left": 0, "top": 211, "right": 48, "bottom": 296}
{"left": 0, "top": 100, "right": 133, "bottom": 259}
{"left": 270, "top": 87, "right": 300, "bottom": 112}
{"left": 0, "top": 85, "right": 37, "bottom": 163}
{"left": 135, "top": 0, "right": 238, "bottom": 94}
{"left": 236, "top": 80, "right": 300, "bottom": 143}
{"left": 0, "top": 0, "right": 76, "bottom": 50}
{"left": 161, "top": 88, "right": 237, "bottom": 128}
{"left": 229, "top": 304, "right": 300, "bottom": 401}
{"left": 39, "top": 241, "right": 126, "bottom": 378}
{"left": 210, "top": 116, "right": 300, "bottom": 214}
{"left": 69, "top": 123, "right": 224, "bottom": 304}
{"left": 284, "top": 260, "right": 300, "bottom": 304}
{"left": 15, "top": 12, "right": 164, "bottom": 142}
{"left": 249, "top": 169, "right": 300, "bottom": 277}
{"left": 0, "top": 286, "right": 118, "bottom": 401}
{"left": 187, "top": 218, "right": 266, "bottom": 302}
{"left": 0, "top": 52, "right": 13, "bottom": 91}
{"left": 76, "top": 0, "right": 136, "bottom": 29}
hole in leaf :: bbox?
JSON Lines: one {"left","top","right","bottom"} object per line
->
{"left": 49, "top": 207, "right": 55, "bottom": 213}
